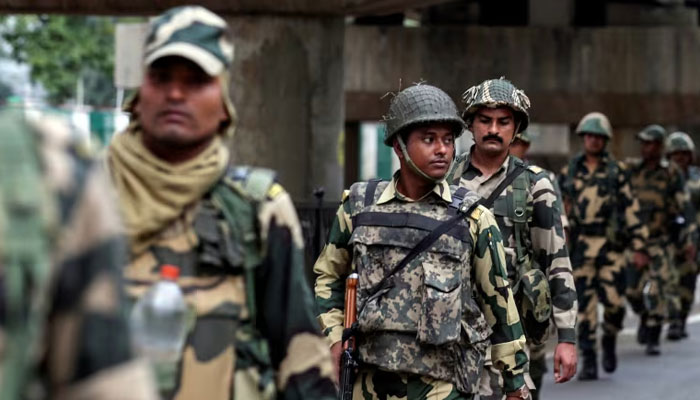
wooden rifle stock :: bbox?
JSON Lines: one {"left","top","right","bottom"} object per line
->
{"left": 339, "top": 273, "right": 359, "bottom": 399}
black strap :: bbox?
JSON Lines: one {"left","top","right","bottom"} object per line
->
{"left": 363, "top": 200, "right": 480, "bottom": 302}
{"left": 480, "top": 165, "right": 526, "bottom": 209}
{"left": 353, "top": 211, "right": 471, "bottom": 243}
{"left": 364, "top": 179, "right": 382, "bottom": 207}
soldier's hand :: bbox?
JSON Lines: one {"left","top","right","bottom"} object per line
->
{"left": 330, "top": 341, "right": 343, "bottom": 383}
{"left": 633, "top": 251, "right": 650, "bottom": 270}
{"left": 553, "top": 342, "right": 577, "bottom": 383}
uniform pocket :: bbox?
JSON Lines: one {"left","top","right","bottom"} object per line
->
{"left": 418, "top": 258, "right": 462, "bottom": 345}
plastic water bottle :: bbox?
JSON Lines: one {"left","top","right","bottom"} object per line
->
{"left": 130, "top": 264, "right": 189, "bottom": 363}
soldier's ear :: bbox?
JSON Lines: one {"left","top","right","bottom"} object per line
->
{"left": 393, "top": 138, "right": 403, "bottom": 160}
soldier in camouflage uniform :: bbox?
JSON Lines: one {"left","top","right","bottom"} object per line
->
{"left": 0, "top": 109, "right": 156, "bottom": 399}
{"left": 558, "top": 112, "right": 649, "bottom": 380}
{"left": 626, "top": 124, "right": 696, "bottom": 356}
{"left": 665, "top": 131, "right": 700, "bottom": 340}
{"left": 314, "top": 84, "right": 530, "bottom": 400}
{"left": 448, "top": 78, "right": 578, "bottom": 400}
{"left": 106, "top": 6, "right": 336, "bottom": 399}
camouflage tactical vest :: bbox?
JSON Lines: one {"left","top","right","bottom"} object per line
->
{"left": 347, "top": 180, "right": 491, "bottom": 395}
{"left": 125, "top": 166, "right": 277, "bottom": 400}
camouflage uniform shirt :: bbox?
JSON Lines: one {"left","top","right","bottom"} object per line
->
{"left": 314, "top": 176, "right": 528, "bottom": 394}
{"left": 559, "top": 151, "right": 648, "bottom": 251}
{"left": 0, "top": 113, "right": 155, "bottom": 400}
{"left": 449, "top": 152, "right": 578, "bottom": 343}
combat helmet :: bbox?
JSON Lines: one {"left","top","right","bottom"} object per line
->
{"left": 383, "top": 84, "right": 464, "bottom": 146}
{"left": 637, "top": 124, "right": 666, "bottom": 142}
{"left": 576, "top": 112, "right": 612, "bottom": 138}
{"left": 513, "top": 131, "right": 532, "bottom": 144}
{"left": 666, "top": 131, "right": 695, "bottom": 154}
{"left": 462, "top": 77, "right": 530, "bottom": 133}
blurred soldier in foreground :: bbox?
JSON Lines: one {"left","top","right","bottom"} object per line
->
{"left": 665, "top": 131, "right": 700, "bottom": 340}
{"left": 314, "top": 84, "right": 529, "bottom": 399}
{"left": 0, "top": 109, "right": 156, "bottom": 399}
{"left": 448, "top": 78, "right": 578, "bottom": 400}
{"left": 106, "top": 6, "right": 335, "bottom": 399}
{"left": 558, "top": 113, "right": 649, "bottom": 380}
{"left": 626, "top": 125, "right": 696, "bottom": 356}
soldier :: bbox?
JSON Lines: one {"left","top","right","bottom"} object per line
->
{"left": 314, "top": 84, "right": 530, "bottom": 400}
{"left": 558, "top": 112, "right": 649, "bottom": 380}
{"left": 0, "top": 109, "right": 156, "bottom": 399}
{"left": 448, "top": 78, "right": 578, "bottom": 400}
{"left": 106, "top": 6, "right": 336, "bottom": 399}
{"left": 626, "top": 124, "right": 696, "bottom": 356}
{"left": 665, "top": 131, "right": 700, "bottom": 340}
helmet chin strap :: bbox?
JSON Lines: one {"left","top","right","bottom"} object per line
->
{"left": 397, "top": 135, "right": 443, "bottom": 184}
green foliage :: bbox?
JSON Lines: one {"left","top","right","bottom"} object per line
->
{"left": 0, "top": 15, "right": 116, "bottom": 106}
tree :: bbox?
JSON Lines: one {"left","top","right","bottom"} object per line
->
{"left": 0, "top": 15, "right": 116, "bottom": 107}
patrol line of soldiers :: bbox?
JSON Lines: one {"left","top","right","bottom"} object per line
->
{"left": 3, "top": 5, "right": 698, "bottom": 400}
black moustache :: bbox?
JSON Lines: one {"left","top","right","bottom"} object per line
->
{"left": 483, "top": 135, "right": 503, "bottom": 143}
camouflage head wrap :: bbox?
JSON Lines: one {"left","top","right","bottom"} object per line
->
{"left": 575, "top": 112, "right": 612, "bottom": 138}
{"left": 126, "top": 5, "right": 237, "bottom": 137}
{"left": 383, "top": 84, "right": 464, "bottom": 146}
{"left": 513, "top": 131, "right": 532, "bottom": 144}
{"left": 666, "top": 131, "right": 695, "bottom": 154}
{"left": 462, "top": 77, "right": 530, "bottom": 133}
{"left": 637, "top": 124, "right": 666, "bottom": 142}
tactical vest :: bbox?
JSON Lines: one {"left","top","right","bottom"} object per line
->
{"left": 126, "top": 166, "right": 277, "bottom": 400}
{"left": 0, "top": 110, "right": 55, "bottom": 400}
{"left": 348, "top": 180, "right": 491, "bottom": 395}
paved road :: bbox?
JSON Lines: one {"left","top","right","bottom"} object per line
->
{"left": 540, "top": 311, "right": 700, "bottom": 400}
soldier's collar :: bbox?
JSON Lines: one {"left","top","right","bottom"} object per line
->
{"left": 378, "top": 173, "right": 452, "bottom": 204}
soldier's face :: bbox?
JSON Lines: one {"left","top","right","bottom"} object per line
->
{"left": 669, "top": 151, "right": 692, "bottom": 170}
{"left": 640, "top": 140, "right": 662, "bottom": 161}
{"left": 398, "top": 124, "right": 455, "bottom": 180}
{"left": 137, "top": 56, "right": 228, "bottom": 156}
{"left": 471, "top": 107, "right": 516, "bottom": 157}
{"left": 582, "top": 133, "right": 607, "bottom": 155}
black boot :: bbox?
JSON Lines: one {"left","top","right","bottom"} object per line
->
{"left": 667, "top": 320, "right": 683, "bottom": 341}
{"left": 602, "top": 335, "right": 617, "bottom": 373}
{"left": 680, "top": 319, "right": 689, "bottom": 339}
{"left": 578, "top": 350, "right": 598, "bottom": 380}
{"left": 637, "top": 315, "right": 648, "bottom": 345}
{"left": 646, "top": 325, "right": 661, "bottom": 356}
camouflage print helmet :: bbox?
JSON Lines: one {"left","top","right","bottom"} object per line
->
{"left": 636, "top": 124, "right": 666, "bottom": 142}
{"left": 575, "top": 112, "right": 612, "bottom": 138}
{"left": 462, "top": 77, "right": 531, "bottom": 133}
{"left": 383, "top": 84, "right": 464, "bottom": 146}
{"left": 513, "top": 131, "right": 532, "bottom": 144}
{"left": 666, "top": 131, "right": 695, "bottom": 154}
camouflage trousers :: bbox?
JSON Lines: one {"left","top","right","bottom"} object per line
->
{"left": 353, "top": 367, "right": 472, "bottom": 400}
{"left": 666, "top": 247, "right": 683, "bottom": 320}
{"left": 626, "top": 244, "right": 669, "bottom": 327}
{"left": 477, "top": 343, "right": 541, "bottom": 400}
{"left": 672, "top": 255, "right": 698, "bottom": 321}
{"left": 570, "top": 235, "right": 626, "bottom": 351}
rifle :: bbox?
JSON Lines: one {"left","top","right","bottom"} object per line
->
{"left": 339, "top": 273, "right": 358, "bottom": 400}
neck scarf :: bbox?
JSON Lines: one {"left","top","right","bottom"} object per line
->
{"left": 107, "top": 128, "right": 229, "bottom": 255}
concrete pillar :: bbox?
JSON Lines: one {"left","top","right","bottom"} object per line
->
{"left": 529, "top": 0, "right": 574, "bottom": 27}
{"left": 227, "top": 16, "right": 345, "bottom": 201}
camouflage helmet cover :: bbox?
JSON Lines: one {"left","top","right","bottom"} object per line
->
{"left": 637, "top": 124, "right": 666, "bottom": 142}
{"left": 462, "top": 77, "right": 531, "bottom": 133}
{"left": 575, "top": 112, "right": 612, "bottom": 138}
{"left": 144, "top": 5, "right": 234, "bottom": 76}
{"left": 666, "top": 131, "right": 695, "bottom": 153}
{"left": 513, "top": 131, "right": 532, "bottom": 144}
{"left": 383, "top": 84, "right": 465, "bottom": 146}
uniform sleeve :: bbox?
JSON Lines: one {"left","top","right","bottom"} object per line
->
{"left": 49, "top": 164, "right": 157, "bottom": 400}
{"left": 617, "top": 165, "right": 648, "bottom": 252}
{"left": 470, "top": 206, "right": 528, "bottom": 393}
{"left": 529, "top": 172, "right": 578, "bottom": 343}
{"left": 313, "top": 195, "right": 354, "bottom": 346}
{"left": 255, "top": 184, "right": 337, "bottom": 399}
{"left": 670, "top": 170, "right": 697, "bottom": 248}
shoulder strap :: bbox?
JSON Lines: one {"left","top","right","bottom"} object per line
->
{"left": 481, "top": 164, "right": 526, "bottom": 209}
{"left": 362, "top": 198, "right": 481, "bottom": 303}
{"left": 364, "top": 178, "right": 382, "bottom": 207}
{"left": 226, "top": 166, "right": 277, "bottom": 202}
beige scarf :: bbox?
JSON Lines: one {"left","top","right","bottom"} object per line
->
{"left": 108, "top": 129, "right": 229, "bottom": 255}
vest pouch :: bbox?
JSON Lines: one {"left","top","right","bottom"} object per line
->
{"left": 418, "top": 259, "right": 462, "bottom": 345}
{"left": 514, "top": 268, "right": 552, "bottom": 345}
